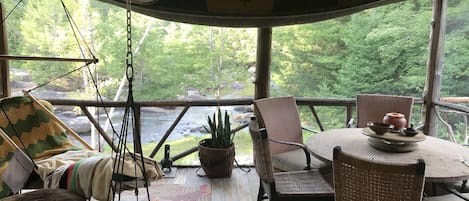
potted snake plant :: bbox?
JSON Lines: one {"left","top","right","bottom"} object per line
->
{"left": 198, "top": 108, "right": 235, "bottom": 178}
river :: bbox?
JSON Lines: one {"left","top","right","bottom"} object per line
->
{"left": 64, "top": 105, "right": 251, "bottom": 144}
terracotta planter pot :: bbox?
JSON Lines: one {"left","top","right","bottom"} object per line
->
{"left": 198, "top": 139, "right": 235, "bottom": 178}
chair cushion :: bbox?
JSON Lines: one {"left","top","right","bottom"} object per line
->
{"left": 272, "top": 149, "right": 326, "bottom": 171}
{"left": 273, "top": 170, "right": 334, "bottom": 197}
{"left": 423, "top": 193, "right": 469, "bottom": 201}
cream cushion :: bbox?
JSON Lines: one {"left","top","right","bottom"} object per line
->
{"left": 272, "top": 149, "right": 327, "bottom": 171}
{"left": 423, "top": 193, "right": 469, "bottom": 201}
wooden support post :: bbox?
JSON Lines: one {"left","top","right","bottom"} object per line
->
{"left": 309, "top": 105, "right": 324, "bottom": 131}
{"left": 423, "top": 0, "right": 447, "bottom": 136}
{"left": 150, "top": 106, "right": 190, "bottom": 158}
{"left": 80, "top": 105, "right": 118, "bottom": 152}
{"left": 133, "top": 106, "right": 142, "bottom": 154}
{"left": 254, "top": 27, "right": 272, "bottom": 100}
{"left": 0, "top": 3, "right": 10, "bottom": 98}
{"left": 346, "top": 105, "right": 353, "bottom": 128}
{"left": 254, "top": 27, "right": 272, "bottom": 128}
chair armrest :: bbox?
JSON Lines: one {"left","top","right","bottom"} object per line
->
{"left": 268, "top": 138, "right": 313, "bottom": 170}
{"left": 301, "top": 127, "right": 319, "bottom": 133}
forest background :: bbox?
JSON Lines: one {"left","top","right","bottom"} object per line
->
{"left": 2, "top": 0, "right": 469, "bottom": 151}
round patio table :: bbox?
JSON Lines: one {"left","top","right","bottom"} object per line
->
{"left": 306, "top": 128, "right": 469, "bottom": 182}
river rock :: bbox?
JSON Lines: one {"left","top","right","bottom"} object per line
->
{"left": 231, "top": 81, "right": 244, "bottom": 90}
{"left": 186, "top": 90, "right": 206, "bottom": 100}
{"left": 233, "top": 105, "right": 253, "bottom": 113}
{"left": 190, "top": 126, "right": 207, "bottom": 134}
{"left": 10, "top": 68, "right": 32, "bottom": 81}
{"left": 54, "top": 105, "right": 76, "bottom": 112}
{"left": 29, "top": 90, "right": 68, "bottom": 99}
{"left": 58, "top": 111, "right": 78, "bottom": 117}
{"left": 232, "top": 112, "right": 253, "bottom": 123}
{"left": 11, "top": 80, "right": 37, "bottom": 89}
{"left": 67, "top": 116, "right": 91, "bottom": 133}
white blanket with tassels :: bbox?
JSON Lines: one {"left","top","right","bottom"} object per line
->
{"left": 35, "top": 150, "right": 162, "bottom": 201}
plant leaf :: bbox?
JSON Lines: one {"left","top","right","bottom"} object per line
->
{"left": 204, "top": 109, "right": 234, "bottom": 148}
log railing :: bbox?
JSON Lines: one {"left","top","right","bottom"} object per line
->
{"left": 434, "top": 100, "right": 469, "bottom": 144}
{"left": 45, "top": 97, "right": 425, "bottom": 162}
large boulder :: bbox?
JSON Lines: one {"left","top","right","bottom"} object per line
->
{"left": 10, "top": 80, "right": 37, "bottom": 89}
{"left": 231, "top": 81, "right": 244, "bottom": 90}
{"left": 186, "top": 90, "right": 206, "bottom": 100}
{"left": 64, "top": 116, "right": 91, "bottom": 134}
{"left": 10, "top": 68, "right": 32, "bottom": 82}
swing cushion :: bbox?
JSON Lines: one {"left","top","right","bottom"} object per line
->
{"left": 0, "top": 96, "right": 81, "bottom": 198}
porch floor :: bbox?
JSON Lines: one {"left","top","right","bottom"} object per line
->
{"left": 119, "top": 167, "right": 260, "bottom": 201}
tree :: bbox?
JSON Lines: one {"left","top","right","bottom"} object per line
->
{"left": 17, "top": 0, "right": 92, "bottom": 90}
{"left": 271, "top": 20, "right": 346, "bottom": 97}
{"left": 440, "top": 0, "right": 469, "bottom": 97}
{"left": 333, "top": 0, "right": 431, "bottom": 97}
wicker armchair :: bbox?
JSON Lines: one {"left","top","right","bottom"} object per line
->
{"left": 253, "top": 96, "right": 328, "bottom": 171}
{"left": 332, "top": 146, "right": 425, "bottom": 201}
{"left": 248, "top": 119, "right": 334, "bottom": 201}
{"left": 356, "top": 94, "right": 414, "bottom": 128}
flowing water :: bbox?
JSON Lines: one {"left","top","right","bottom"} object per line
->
{"left": 73, "top": 105, "right": 248, "bottom": 144}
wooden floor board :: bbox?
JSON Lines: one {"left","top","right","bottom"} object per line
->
{"left": 89, "top": 167, "right": 258, "bottom": 201}
{"left": 154, "top": 167, "right": 259, "bottom": 201}
{"left": 247, "top": 167, "right": 260, "bottom": 201}
{"left": 236, "top": 168, "right": 256, "bottom": 201}
{"left": 16, "top": 167, "right": 260, "bottom": 201}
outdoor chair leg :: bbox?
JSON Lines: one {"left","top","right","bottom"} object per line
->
{"left": 461, "top": 180, "right": 468, "bottom": 192}
{"left": 257, "top": 179, "right": 266, "bottom": 201}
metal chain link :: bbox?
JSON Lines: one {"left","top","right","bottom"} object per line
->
{"left": 126, "top": 0, "right": 133, "bottom": 82}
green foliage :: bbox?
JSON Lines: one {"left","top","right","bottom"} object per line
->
{"left": 5, "top": 0, "right": 256, "bottom": 101}
{"left": 272, "top": 20, "right": 346, "bottom": 97}
{"left": 440, "top": 0, "right": 469, "bottom": 97}
{"left": 14, "top": 0, "right": 88, "bottom": 90}
{"left": 333, "top": 0, "right": 432, "bottom": 98}
{"left": 4, "top": 0, "right": 469, "bottom": 139}
{"left": 4, "top": 0, "right": 468, "bottom": 100}
{"left": 203, "top": 108, "right": 233, "bottom": 148}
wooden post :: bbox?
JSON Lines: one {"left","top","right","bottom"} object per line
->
{"left": 254, "top": 27, "right": 272, "bottom": 100}
{"left": 422, "top": 0, "right": 447, "bottom": 136}
{"left": 346, "top": 105, "right": 353, "bottom": 128}
{"left": 0, "top": 3, "right": 10, "bottom": 98}
{"left": 133, "top": 106, "right": 142, "bottom": 154}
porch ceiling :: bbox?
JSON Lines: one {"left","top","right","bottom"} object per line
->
{"left": 95, "top": 0, "right": 405, "bottom": 27}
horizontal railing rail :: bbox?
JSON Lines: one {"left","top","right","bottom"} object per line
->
{"left": 45, "top": 97, "right": 424, "bottom": 162}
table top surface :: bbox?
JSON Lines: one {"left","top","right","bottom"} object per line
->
{"left": 306, "top": 128, "right": 469, "bottom": 182}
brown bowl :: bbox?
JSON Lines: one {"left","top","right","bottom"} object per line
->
{"left": 404, "top": 127, "right": 419, "bottom": 137}
{"left": 367, "top": 122, "right": 394, "bottom": 135}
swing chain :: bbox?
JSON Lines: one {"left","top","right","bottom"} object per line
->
{"left": 126, "top": 1, "right": 133, "bottom": 82}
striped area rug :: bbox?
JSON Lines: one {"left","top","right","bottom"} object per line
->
{"left": 118, "top": 184, "right": 211, "bottom": 201}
